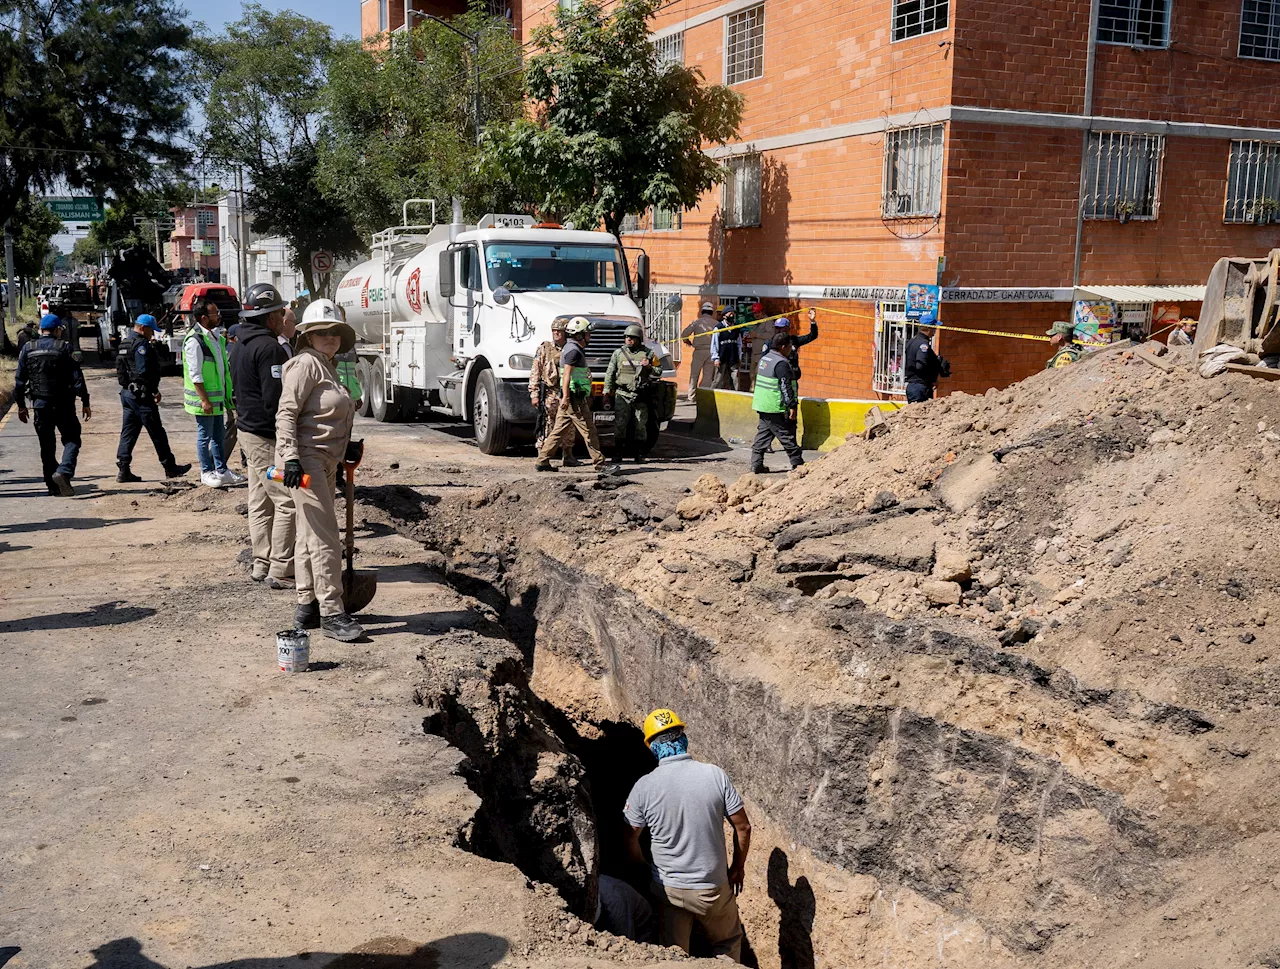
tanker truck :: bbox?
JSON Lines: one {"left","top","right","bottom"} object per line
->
{"left": 334, "top": 203, "right": 678, "bottom": 455}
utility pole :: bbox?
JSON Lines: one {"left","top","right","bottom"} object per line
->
{"left": 409, "top": 10, "right": 482, "bottom": 145}
{"left": 3, "top": 220, "right": 16, "bottom": 352}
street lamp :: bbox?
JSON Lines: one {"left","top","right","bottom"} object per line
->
{"left": 407, "top": 9, "right": 482, "bottom": 146}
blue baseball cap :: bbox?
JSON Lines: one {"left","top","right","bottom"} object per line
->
{"left": 136, "top": 314, "right": 158, "bottom": 329}
{"left": 227, "top": 323, "right": 240, "bottom": 340}
{"left": 773, "top": 317, "right": 791, "bottom": 328}
{"left": 39, "top": 313, "right": 62, "bottom": 330}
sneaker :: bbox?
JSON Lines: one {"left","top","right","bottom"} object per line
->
{"left": 201, "top": 470, "right": 225, "bottom": 488}
{"left": 116, "top": 467, "right": 142, "bottom": 483}
{"left": 219, "top": 469, "right": 246, "bottom": 487}
{"left": 51, "top": 472, "right": 75, "bottom": 496}
{"left": 294, "top": 599, "right": 321, "bottom": 630}
{"left": 266, "top": 575, "right": 295, "bottom": 590}
{"left": 321, "top": 612, "right": 365, "bottom": 642}
{"left": 535, "top": 461, "right": 558, "bottom": 473}
{"left": 561, "top": 452, "right": 580, "bottom": 467}
{"left": 164, "top": 462, "right": 192, "bottom": 478}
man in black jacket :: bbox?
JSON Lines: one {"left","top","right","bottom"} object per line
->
{"left": 771, "top": 307, "right": 820, "bottom": 388}
{"left": 115, "top": 314, "right": 191, "bottom": 483}
{"left": 230, "top": 283, "right": 294, "bottom": 586}
{"left": 15, "top": 314, "right": 91, "bottom": 496}
{"left": 903, "top": 324, "right": 950, "bottom": 403}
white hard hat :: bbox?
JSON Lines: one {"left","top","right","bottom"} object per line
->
{"left": 700, "top": 301, "right": 714, "bottom": 312}
{"left": 297, "top": 298, "right": 356, "bottom": 354}
{"left": 301, "top": 298, "right": 345, "bottom": 326}
{"left": 565, "top": 316, "right": 592, "bottom": 336}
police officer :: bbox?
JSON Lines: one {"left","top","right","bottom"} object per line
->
{"left": 115, "top": 315, "right": 191, "bottom": 483}
{"left": 772, "top": 308, "right": 820, "bottom": 389}
{"left": 750, "top": 333, "right": 804, "bottom": 474}
{"left": 711, "top": 309, "right": 740, "bottom": 390}
{"left": 604, "top": 324, "right": 661, "bottom": 463}
{"left": 14, "top": 314, "right": 91, "bottom": 496}
{"left": 1045, "top": 321, "right": 1081, "bottom": 369}
{"left": 903, "top": 323, "right": 951, "bottom": 403}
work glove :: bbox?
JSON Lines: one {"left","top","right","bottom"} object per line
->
{"left": 282, "top": 459, "right": 305, "bottom": 489}
{"left": 343, "top": 439, "right": 364, "bottom": 466}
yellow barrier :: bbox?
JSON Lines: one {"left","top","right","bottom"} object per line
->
{"left": 692, "top": 387, "right": 904, "bottom": 452}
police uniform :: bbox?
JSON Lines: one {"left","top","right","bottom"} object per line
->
{"left": 750, "top": 347, "right": 804, "bottom": 473}
{"left": 115, "top": 323, "right": 187, "bottom": 481}
{"left": 604, "top": 339, "right": 660, "bottom": 460}
{"left": 14, "top": 317, "right": 90, "bottom": 495}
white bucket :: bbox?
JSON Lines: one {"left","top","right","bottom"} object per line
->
{"left": 277, "top": 629, "right": 310, "bottom": 673}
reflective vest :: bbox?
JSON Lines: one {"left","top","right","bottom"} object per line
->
{"left": 752, "top": 350, "right": 795, "bottom": 414}
{"left": 567, "top": 341, "right": 591, "bottom": 395}
{"left": 336, "top": 350, "right": 361, "bottom": 400}
{"left": 182, "top": 325, "right": 230, "bottom": 415}
{"left": 1046, "top": 346, "right": 1081, "bottom": 370}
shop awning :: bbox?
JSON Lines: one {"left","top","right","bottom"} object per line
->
{"left": 1074, "top": 284, "right": 1206, "bottom": 303}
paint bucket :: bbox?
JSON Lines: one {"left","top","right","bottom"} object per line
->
{"left": 277, "top": 629, "right": 310, "bottom": 673}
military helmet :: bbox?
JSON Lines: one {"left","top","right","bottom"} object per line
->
{"left": 624, "top": 324, "right": 644, "bottom": 339}
{"left": 550, "top": 318, "right": 569, "bottom": 332}
{"left": 1046, "top": 321, "right": 1075, "bottom": 338}
{"left": 241, "top": 282, "right": 287, "bottom": 319}
{"left": 643, "top": 708, "right": 686, "bottom": 745}
{"left": 565, "top": 316, "right": 591, "bottom": 336}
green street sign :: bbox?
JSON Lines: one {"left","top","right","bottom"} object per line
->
{"left": 46, "top": 197, "right": 105, "bottom": 222}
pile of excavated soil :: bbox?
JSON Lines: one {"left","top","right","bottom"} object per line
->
{"left": 384, "top": 346, "right": 1280, "bottom": 969}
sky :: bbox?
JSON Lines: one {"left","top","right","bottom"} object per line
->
{"left": 186, "top": 0, "right": 359, "bottom": 39}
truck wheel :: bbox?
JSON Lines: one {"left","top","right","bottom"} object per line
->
{"left": 355, "top": 361, "right": 373, "bottom": 418}
{"left": 370, "top": 358, "right": 400, "bottom": 423}
{"left": 472, "top": 368, "right": 511, "bottom": 454}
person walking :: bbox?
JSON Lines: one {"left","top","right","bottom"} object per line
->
{"left": 679, "top": 302, "right": 717, "bottom": 401}
{"left": 750, "top": 334, "right": 804, "bottom": 474}
{"left": 604, "top": 324, "right": 661, "bottom": 463}
{"left": 529, "top": 318, "right": 578, "bottom": 466}
{"left": 231, "top": 283, "right": 295, "bottom": 588}
{"left": 14, "top": 314, "right": 91, "bottom": 496}
{"left": 183, "top": 298, "right": 241, "bottom": 488}
{"left": 276, "top": 302, "right": 364, "bottom": 642}
{"left": 534, "top": 318, "right": 617, "bottom": 475}
{"left": 15, "top": 319, "right": 38, "bottom": 349}
{"left": 624, "top": 708, "right": 752, "bottom": 962}
{"left": 115, "top": 315, "right": 191, "bottom": 483}
{"left": 711, "top": 309, "right": 740, "bottom": 390}
{"left": 903, "top": 323, "right": 950, "bottom": 403}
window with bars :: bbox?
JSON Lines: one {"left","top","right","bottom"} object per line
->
{"left": 652, "top": 206, "right": 683, "bottom": 231}
{"left": 873, "top": 302, "right": 917, "bottom": 395}
{"left": 1097, "top": 0, "right": 1170, "bottom": 46}
{"left": 1240, "top": 0, "right": 1280, "bottom": 59}
{"left": 882, "top": 124, "right": 944, "bottom": 219}
{"left": 893, "top": 0, "right": 949, "bottom": 41}
{"left": 723, "top": 154, "right": 762, "bottom": 228}
{"left": 726, "top": 5, "right": 765, "bottom": 85}
{"left": 1084, "top": 131, "right": 1165, "bottom": 220}
{"left": 646, "top": 289, "right": 684, "bottom": 361}
{"left": 653, "top": 31, "right": 684, "bottom": 68}
{"left": 619, "top": 213, "right": 640, "bottom": 234}
{"left": 1225, "top": 140, "right": 1280, "bottom": 223}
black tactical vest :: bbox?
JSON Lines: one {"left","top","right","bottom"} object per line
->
{"left": 25, "top": 341, "right": 71, "bottom": 400}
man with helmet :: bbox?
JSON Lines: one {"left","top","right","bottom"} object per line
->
{"left": 679, "top": 302, "right": 717, "bottom": 401}
{"left": 230, "top": 282, "right": 295, "bottom": 587}
{"left": 604, "top": 323, "right": 661, "bottom": 463}
{"left": 1045, "top": 320, "right": 1082, "bottom": 369}
{"left": 14, "top": 313, "right": 91, "bottom": 496}
{"left": 528, "top": 317, "right": 578, "bottom": 465}
{"left": 182, "top": 298, "right": 241, "bottom": 488}
{"left": 114, "top": 314, "right": 191, "bottom": 483}
{"left": 534, "top": 317, "right": 617, "bottom": 474}
{"left": 624, "top": 708, "right": 752, "bottom": 962}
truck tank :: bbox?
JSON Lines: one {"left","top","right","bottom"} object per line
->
{"left": 335, "top": 236, "right": 448, "bottom": 344}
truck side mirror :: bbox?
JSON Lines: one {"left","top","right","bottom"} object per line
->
{"left": 634, "top": 252, "right": 650, "bottom": 301}
{"left": 439, "top": 250, "right": 455, "bottom": 299}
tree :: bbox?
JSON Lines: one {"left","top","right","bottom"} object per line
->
{"left": 12, "top": 195, "right": 63, "bottom": 277}
{"left": 192, "top": 6, "right": 363, "bottom": 297}
{"left": 483, "top": 0, "right": 743, "bottom": 237}
{"left": 315, "top": 9, "right": 525, "bottom": 236}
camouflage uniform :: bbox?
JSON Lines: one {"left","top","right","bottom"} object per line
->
{"left": 529, "top": 341, "right": 575, "bottom": 454}
{"left": 604, "top": 343, "right": 660, "bottom": 459}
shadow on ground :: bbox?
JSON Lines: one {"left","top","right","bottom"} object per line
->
{"left": 0, "top": 601, "right": 157, "bottom": 634}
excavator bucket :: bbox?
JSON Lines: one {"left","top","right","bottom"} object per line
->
{"left": 1195, "top": 248, "right": 1280, "bottom": 356}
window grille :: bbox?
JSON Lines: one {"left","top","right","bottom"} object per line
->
{"left": 1097, "top": 0, "right": 1170, "bottom": 46}
{"left": 1225, "top": 140, "right": 1280, "bottom": 223}
{"left": 893, "top": 0, "right": 949, "bottom": 41}
{"left": 1116, "top": 301, "right": 1153, "bottom": 341}
{"left": 653, "top": 31, "right": 684, "bottom": 68}
{"left": 1084, "top": 131, "right": 1164, "bottom": 220}
{"left": 723, "top": 153, "right": 762, "bottom": 228}
{"left": 619, "top": 213, "right": 640, "bottom": 234}
{"left": 1241, "top": 0, "right": 1280, "bottom": 59}
{"left": 196, "top": 210, "right": 216, "bottom": 229}
{"left": 882, "top": 124, "right": 944, "bottom": 219}
{"left": 646, "top": 289, "right": 684, "bottom": 361}
{"left": 873, "top": 302, "right": 917, "bottom": 395}
{"left": 652, "top": 206, "right": 683, "bottom": 231}
{"left": 726, "top": 5, "right": 765, "bottom": 85}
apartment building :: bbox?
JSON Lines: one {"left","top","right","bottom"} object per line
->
{"left": 361, "top": 0, "right": 523, "bottom": 41}
{"left": 165, "top": 204, "right": 221, "bottom": 282}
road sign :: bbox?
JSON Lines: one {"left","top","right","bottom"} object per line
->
{"left": 46, "top": 197, "right": 105, "bottom": 222}
{"left": 311, "top": 250, "right": 335, "bottom": 274}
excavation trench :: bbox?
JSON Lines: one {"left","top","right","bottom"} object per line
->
{"left": 408, "top": 538, "right": 1177, "bottom": 967}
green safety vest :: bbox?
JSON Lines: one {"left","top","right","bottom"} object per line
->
{"left": 752, "top": 349, "right": 796, "bottom": 414}
{"left": 182, "top": 324, "right": 230, "bottom": 415}
{"left": 567, "top": 341, "right": 591, "bottom": 395}
{"left": 336, "top": 351, "right": 361, "bottom": 399}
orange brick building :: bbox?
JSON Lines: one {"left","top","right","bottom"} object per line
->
{"left": 367, "top": 0, "right": 1280, "bottom": 399}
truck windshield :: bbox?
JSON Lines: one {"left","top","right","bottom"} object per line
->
{"left": 484, "top": 243, "right": 628, "bottom": 294}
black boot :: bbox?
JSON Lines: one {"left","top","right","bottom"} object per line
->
{"left": 294, "top": 599, "right": 321, "bottom": 630}
{"left": 117, "top": 465, "right": 142, "bottom": 483}
{"left": 322, "top": 612, "right": 365, "bottom": 642}
{"left": 164, "top": 461, "right": 192, "bottom": 478}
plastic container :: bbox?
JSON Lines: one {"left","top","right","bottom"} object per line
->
{"left": 277, "top": 629, "right": 310, "bottom": 673}
{"left": 266, "top": 465, "right": 312, "bottom": 488}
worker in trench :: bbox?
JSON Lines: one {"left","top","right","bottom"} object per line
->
{"left": 623, "top": 709, "right": 752, "bottom": 962}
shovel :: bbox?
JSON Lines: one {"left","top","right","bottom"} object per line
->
{"left": 342, "top": 440, "right": 378, "bottom": 614}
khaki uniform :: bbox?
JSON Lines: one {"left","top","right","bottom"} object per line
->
{"left": 604, "top": 344, "right": 660, "bottom": 458}
{"left": 241, "top": 429, "right": 295, "bottom": 580}
{"left": 528, "top": 341, "right": 574, "bottom": 453}
{"left": 653, "top": 882, "right": 742, "bottom": 961}
{"left": 680, "top": 315, "right": 716, "bottom": 400}
{"left": 276, "top": 348, "right": 356, "bottom": 617}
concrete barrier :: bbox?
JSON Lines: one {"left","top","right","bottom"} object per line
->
{"left": 691, "top": 388, "right": 904, "bottom": 451}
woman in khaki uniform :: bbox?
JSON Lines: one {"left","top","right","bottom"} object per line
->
{"left": 276, "top": 301, "right": 362, "bottom": 642}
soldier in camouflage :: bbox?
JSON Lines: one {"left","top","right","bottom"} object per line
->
{"left": 529, "top": 318, "right": 579, "bottom": 466}
{"left": 604, "top": 324, "right": 661, "bottom": 463}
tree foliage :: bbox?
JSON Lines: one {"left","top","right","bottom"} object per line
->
{"left": 12, "top": 194, "right": 63, "bottom": 276}
{"left": 316, "top": 11, "right": 525, "bottom": 236}
{"left": 483, "top": 0, "right": 743, "bottom": 236}
{"left": 0, "top": 0, "right": 190, "bottom": 229}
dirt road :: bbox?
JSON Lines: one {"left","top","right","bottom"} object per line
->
{"left": 0, "top": 368, "right": 726, "bottom": 969}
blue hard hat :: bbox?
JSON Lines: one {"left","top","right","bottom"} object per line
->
{"left": 136, "top": 314, "right": 158, "bottom": 329}
{"left": 774, "top": 317, "right": 791, "bottom": 328}
{"left": 39, "top": 313, "right": 62, "bottom": 330}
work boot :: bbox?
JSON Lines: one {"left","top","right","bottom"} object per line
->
{"left": 294, "top": 599, "right": 321, "bottom": 629}
{"left": 251, "top": 563, "right": 269, "bottom": 583}
{"left": 561, "top": 450, "right": 580, "bottom": 467}
{"left": 535, "top": 461, "right": 558, "bottom": 472}
{"left": 322, "top": 612, "right": 365, "bottom": 642}
{"left": 51, "top": 472, "right": 75, "bottom": 497}
{"left": 597, "top": 463, "right": 622, "bottom": 477}
{"left": 164, "top": 461, "right": 191, "bottom": 478}
{"left": 116, "top": 466, "right": 142, "bottom": 484}
{"left": 266, "top": 575, "right": 295, "bottom": 590}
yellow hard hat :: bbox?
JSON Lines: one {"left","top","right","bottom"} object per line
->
{"left": 643, "top": 708, "right": 686, "bottom": 744}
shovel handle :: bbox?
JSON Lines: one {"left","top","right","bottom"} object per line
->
{"left": 345, "top": 464, "right": 355, "bottom": 572}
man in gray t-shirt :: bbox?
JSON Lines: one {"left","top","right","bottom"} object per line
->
{"left": 623, "top": 708, "right": 752, "bottom": 962}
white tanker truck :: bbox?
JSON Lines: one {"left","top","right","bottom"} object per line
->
{"left": 334, "top": 202, "right": 678, "bottom": 454}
